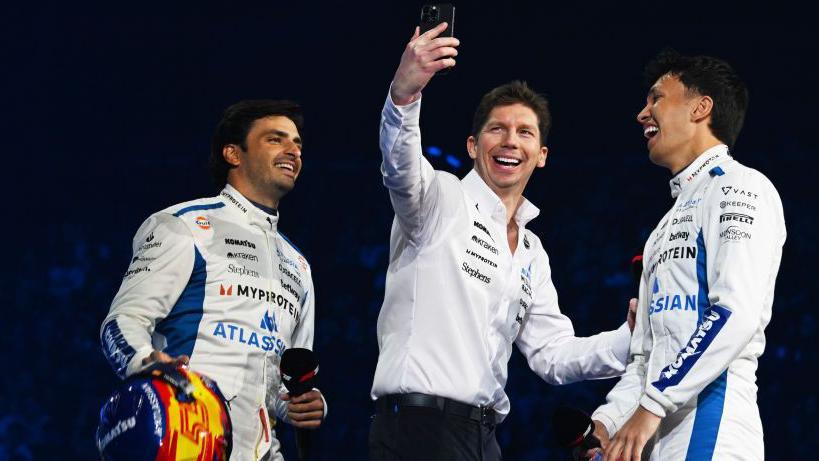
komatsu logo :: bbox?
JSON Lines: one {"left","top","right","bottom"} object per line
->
{"left": 652, "top": 305, "right": 732, "bottom": 392}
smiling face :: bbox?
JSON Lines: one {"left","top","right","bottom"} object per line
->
{"left": 467, "top": 103, "right": 548, "bottom": 199}
{"left": 637, "top": 74, "right": 701, "bottom": 169}
{"left": 225, "top": 115, "right": 302, "bottom": 206}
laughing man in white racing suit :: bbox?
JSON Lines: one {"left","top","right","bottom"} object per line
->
{"left": 590, "top": 51, "right": 786, "bottom": 461}
{"left": 101, "top": 100, "right": 326, "bottom": 460}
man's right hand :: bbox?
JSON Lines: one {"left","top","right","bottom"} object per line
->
{"left": 582, "top": 420, "right": 610, "bottom": 459}
{"left": 142, "top": 350, "right": 189, "bottom": 367}
{"left": 390, "top": 22, "right": 460, "bottom": 106}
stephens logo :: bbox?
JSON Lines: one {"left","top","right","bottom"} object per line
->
{"left": 719, "top": 213, "right": 754, "bottom": 225}
{"left": 228, "top": 263, "right": 260, "bottom": 278}
{"left": 195, "top": 216, "right": 211, "bottom": 230}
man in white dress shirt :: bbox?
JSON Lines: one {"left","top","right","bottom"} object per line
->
{"left": 369, "top": 23, "right": 634, "bottom": 461}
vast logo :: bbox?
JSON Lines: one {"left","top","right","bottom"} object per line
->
{"left": 719, "top": 212, "right": 754, "bottom": 225}
{"left": 195, "top": 216, "right": 211, "bottom": 230}
{"left": 721, "top": 186, "right": 758, "bottom": 199}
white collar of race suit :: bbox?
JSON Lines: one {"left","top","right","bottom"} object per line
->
{"left": 461, "top": 169, "right": 540, "bottom": 228}
{"left": 668, "top": 144, "right": 731, "bottom": 198}
{"left": 219, "top": 184, "right": 280, "bottom": 231}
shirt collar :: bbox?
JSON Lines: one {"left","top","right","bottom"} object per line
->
{"left": 668, "top": 144, "right": 731, "bottom": 198}
{"left": 461, "top": 169, "right": 540, "bottom": 228}
{"left": 220, "top": 184, "right": 280, "bottom": 230}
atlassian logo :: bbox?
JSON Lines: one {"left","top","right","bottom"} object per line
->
{"left": 652, "top": 305, "right": 732, "bottom": 392}
{"left": 260, "top": 311, "right": 278, "bottom": 333}
{"left": 649, "top": 294, "right": 697, "bottom": 315}
{"left": 212, "top": 312, "right": 286, "bottom": 356}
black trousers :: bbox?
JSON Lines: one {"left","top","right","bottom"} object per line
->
{"left": 369, "top": 405, "right": 502, "bottom": 461}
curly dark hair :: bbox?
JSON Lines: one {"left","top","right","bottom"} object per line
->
{"left": 645, "top": 49, "right": 748, "bottom": 149}
{"left": 209, "top": 100, "right": 303, "bottom": 188}
{"left": 471, "top": 81, "right": 551, "bottom": 146}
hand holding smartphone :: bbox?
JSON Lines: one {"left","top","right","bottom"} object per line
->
{"left": 419, "top": 4, "right": 456, "bottom": 75}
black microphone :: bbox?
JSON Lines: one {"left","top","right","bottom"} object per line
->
{"left": 280, "top": 348, "right": 319, "bottom": 461}
{"left": 552, "top": 406, "right": 602, "bottom": 461}
{"left": 631, "top": 253, "right": 643, "bottom": 295}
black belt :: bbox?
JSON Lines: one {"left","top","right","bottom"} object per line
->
{"left": 375, "top": 393, "right": 500, "bottom": 428}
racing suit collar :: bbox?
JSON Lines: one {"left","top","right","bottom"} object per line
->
{"left": 668, "top": 144, "right": 731, "bottom": 198}
{"left": 220, "top": 184, "right": 280, "bottom": 231}
{"left": 461, "top": 169, "right": 540, "bottom": 228}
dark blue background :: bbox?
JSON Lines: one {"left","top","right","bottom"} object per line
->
{"left": 6, "top": 2, "right": 816, "bottom": 459}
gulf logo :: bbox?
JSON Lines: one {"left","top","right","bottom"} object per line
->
{"left": 195, "top": 216, "right": 211, "bottom": 230}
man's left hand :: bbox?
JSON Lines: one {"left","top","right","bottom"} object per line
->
{"left": 602, "top": 406, "right": 660, "bottom": 461}
{"left": 281, "top": 390, "right": 325, "bottom": 429}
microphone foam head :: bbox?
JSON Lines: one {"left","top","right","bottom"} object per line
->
{"left": 280, "top": 348, "right": 318, "bottom": 395}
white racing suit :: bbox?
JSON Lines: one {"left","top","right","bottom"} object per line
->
{"left": 592, "top": 145, "right": 786, "bottom": 459}
{"left": 101, "top": 184, "right": 316, "bottom": 460}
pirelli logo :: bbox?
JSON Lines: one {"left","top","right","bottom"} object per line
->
{"left": 719, "top": 213, "right": 753, "bottom": 225}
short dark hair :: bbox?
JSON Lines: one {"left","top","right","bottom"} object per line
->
{"left": 645, "top": 49, "right": 748, "bottom": 149}
{"left": 209, "top": 100, "right": 303, "bottom": 188}
{"left": 471, "top": 81, "right": 551, "bottom": 146}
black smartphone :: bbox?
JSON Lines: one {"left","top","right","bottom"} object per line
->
{"left": 419, "top": 4, "right": 455, "bottom": 74}
{"left": 419, "top": 4, "right": 455, "bottom": 38}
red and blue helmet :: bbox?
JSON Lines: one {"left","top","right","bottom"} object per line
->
{"left": 96, "top": 364, "right": 232, "bottom": 461}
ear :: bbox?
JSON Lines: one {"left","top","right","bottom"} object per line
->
{"left": 536, "top": 146, "right": 548, "bottom": 168}
{"left": 466, "top": 136, "right": 478, "bottom": 160}
{"left": 691, "top": 95, "right": 714, "bottom": 123}
{"left": 222, "top": 145, "right": 241, "bottom": 167}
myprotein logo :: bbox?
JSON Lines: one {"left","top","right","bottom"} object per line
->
{"left": 195, "top": 216, "right": 211, "bottom": 230}
{"left": 228, "top": 263, "right": 260, "bottom": 278}
{"left": 219, "top": 284, "right": 301, "bottom": 322}
{"left": 225, "top": 238, "right": 256, "bottom": 249}
{"left": 719, "top": 213, "right": 754, "bottom": 225}
{"left": 219, "top": 284, "right": 233, "bottom": 296}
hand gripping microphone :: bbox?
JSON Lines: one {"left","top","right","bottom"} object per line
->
{"left": 552, "top": 406, "right": 603, "bottom": 461}
{"left": 280, "top": 348, "right": 319, "bottom": 461}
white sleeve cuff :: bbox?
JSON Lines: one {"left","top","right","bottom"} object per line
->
{"left": 639, "top": 394, "right": 667, "bottom": 418}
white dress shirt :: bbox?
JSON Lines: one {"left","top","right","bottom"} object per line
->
{"left": 371, "top": 93, "right": 630, "bottom": 420}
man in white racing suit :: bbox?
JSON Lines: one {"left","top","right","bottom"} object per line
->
{"left": 591, "top": 51, "right": 786, "bottom": 461}
{"left": 101, "top": 100, "right": 326, "bottom": 460}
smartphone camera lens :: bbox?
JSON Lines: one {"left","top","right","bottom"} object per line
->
{"left": 422, "top": 6, "right": 439, "bottom": 22}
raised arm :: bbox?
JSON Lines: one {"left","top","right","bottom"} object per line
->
{"left": 380, "top": 23, "right": 459, "bottom": 243}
